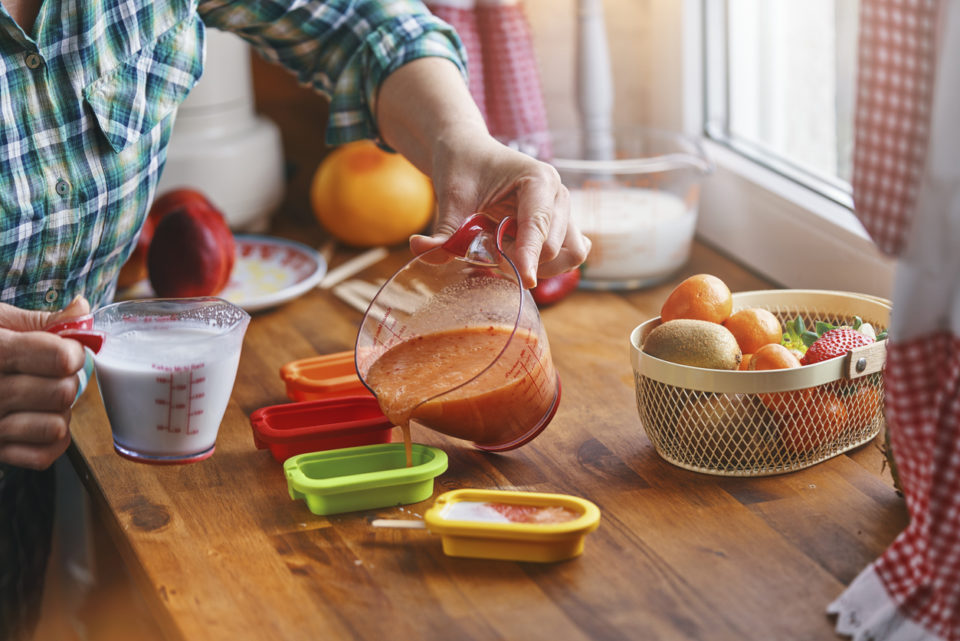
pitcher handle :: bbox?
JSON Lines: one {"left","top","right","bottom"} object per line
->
{"left": 44, "top": 314, "right": 105, "bottom": 353}
{"left": 441, "top": 214, "right": 517, "bottom": 263}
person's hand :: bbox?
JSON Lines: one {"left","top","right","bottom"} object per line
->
{"left": 409, "top": 132, "right": 591, "bottom": 289}
{"left": 375, "top": 57, "right": 590, "bottom": 287}
{"left": 0, "top": 296, "right": 91, "bottom": 469}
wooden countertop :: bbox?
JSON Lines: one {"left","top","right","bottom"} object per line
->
{"left": 67, "top": 239, "right": 907, "bottom": 641}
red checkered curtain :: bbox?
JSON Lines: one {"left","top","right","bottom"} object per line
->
{"left": 828, "top": 1, "right": 960, "bottom": 640}
{"left": 425, "top": 0, "right": 550, "bottom": 143}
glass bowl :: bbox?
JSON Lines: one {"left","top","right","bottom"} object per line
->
{"left": 506, "top": 127, "right": 713, "bottom": 290}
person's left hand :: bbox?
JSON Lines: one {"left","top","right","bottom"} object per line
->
{"left": 0, "top": 296, "right": 90, "bottom": 469}
{"left": 409, "top": 132, "right": 591, "bottom": 289}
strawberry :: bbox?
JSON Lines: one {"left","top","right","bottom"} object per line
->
{"left": 800, "top": 327, "right": 875, "bottom": 365}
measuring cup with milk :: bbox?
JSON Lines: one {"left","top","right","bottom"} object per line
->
{"left": 355, "top": 214, "right": 561, "bottom": 454}
{"left": 90, "top": 297, "right": 249, "bottom": 464}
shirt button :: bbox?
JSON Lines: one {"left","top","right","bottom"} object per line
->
{"left": 55, "top": 179, "right": 70, "bottom": 196}
{"left": 25, "top": 53, "right": 42, "bottom": 69}
{"left": 45, "top": 289, "right": 59, "bottom": 304}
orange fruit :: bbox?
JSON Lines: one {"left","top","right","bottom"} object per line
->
{"left": 843, "top": 385, "right": 883, "bottom": 430}
{"left": 310, "top": 140, "right": 435, "bottom": 247}
{"left": 723, "top": 308, "right": 783, "bottom": 355}
{"left": 738, "top": 353, "right": 754, "bottom": 371}
{"left": 748, "top": 343, "right": 809, "bottom": 413}
{"left": 749, "top": 343, "right": 802, "bottom": 371}
{"left": 660, "top": 274, "right": 733, "bottom": 324}
{"left": 780, "top": 392, "right": 847, "bottom": 454}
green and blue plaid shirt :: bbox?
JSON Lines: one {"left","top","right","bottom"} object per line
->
{"left": 0, "top": 0, "right": 465, "bottom": 312}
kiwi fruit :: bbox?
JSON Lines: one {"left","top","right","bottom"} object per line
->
{"left": 642, "top": 319, "right": 743, "bottom": 370}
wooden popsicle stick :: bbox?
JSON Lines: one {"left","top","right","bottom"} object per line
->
{"left": 370, "top": 519, "right": 427, "bottom": 529}
{"left": 319, "top": 247, "right": 389, "bottom": 289}
{"left": 318, "top": 238, "right": 337, "bottom": 264}
{"left": 343, "top": 279, "right": 422, "bottom": 314}
{"left": 331, "top": 282, "right": 374, "bottom": 315}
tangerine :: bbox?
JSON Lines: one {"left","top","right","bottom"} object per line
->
{"left": 659, "top": 274, "right": 733, "bottom": 324}
{"left": 780, "top": 392, "right": 847, "bottom": 454}
{"left": 310, "top": 140, "right": 435, "bottom": 247}
{"left": 843, "top": 384, "right": 883, "bottom": 430}
{"left": 723, "top": 308, "right": 783, "bottom": 355}
{"left": 748, "top": 343, "right": 809, "bottom": 413}
{"left": 749, "top": 343, "right": 802, "bottom": 371}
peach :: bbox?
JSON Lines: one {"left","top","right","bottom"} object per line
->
{"left": 146, "top": 194, "right": 235, "bottom": 298}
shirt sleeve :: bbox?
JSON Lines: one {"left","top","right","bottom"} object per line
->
{"left": 197, "top": 0, "right": 468, "bottom": 146}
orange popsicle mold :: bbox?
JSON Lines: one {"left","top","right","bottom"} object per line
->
{"left": 280, "top": 350, "right": 373, "bottom": 401}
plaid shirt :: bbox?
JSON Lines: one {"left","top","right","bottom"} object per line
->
{"left": 0, "top": 0, "right": 465, "bottom": 312}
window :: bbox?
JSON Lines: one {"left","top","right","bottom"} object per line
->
{"left": 681, "top": 0, "right": 894, "bottom": 297}
{"left": 706, "top": 0, "right": 859, "bottom": 206}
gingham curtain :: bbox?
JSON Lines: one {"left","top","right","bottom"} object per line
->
{"left": 425, "top": 0, "right": 550, "bottom": 143}
{"left": 829, "top": 1, "right": 960, "bottom": 639}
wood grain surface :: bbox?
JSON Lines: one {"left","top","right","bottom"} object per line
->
{"left": 65, "top": 239, "right": 908, "bottom": 641}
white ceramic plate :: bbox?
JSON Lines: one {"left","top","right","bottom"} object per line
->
{"left": 120, "top": 234, "right": 327, "bottom": 313}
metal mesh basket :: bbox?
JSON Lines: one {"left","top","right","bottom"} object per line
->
{"left": 629, "top": 290, "right": 891, "bottom": 476}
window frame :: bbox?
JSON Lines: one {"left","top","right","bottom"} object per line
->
{"left": 674, "top": 0, "right": 894, "bottom": 299}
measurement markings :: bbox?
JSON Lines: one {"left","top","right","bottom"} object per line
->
{"left": 185, "top": 367, "right": 205, "bottom": 435}
{"left": 153, "top": 363, "right": 205, "bottom": 434}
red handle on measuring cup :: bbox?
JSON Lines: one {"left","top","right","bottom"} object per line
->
{"left": 441, "top": 213, "right": 517, "bottom": 257}
{"left": 44, "top": 314, "right": 105, "bottom": 354}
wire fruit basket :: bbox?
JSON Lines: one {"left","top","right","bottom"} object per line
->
{"left": 629, "top": 290, "right": 890, "bottom": 476}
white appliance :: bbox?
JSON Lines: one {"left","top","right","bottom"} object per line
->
{"left": 157, "top": 29, "right": 285, "bottom": 232}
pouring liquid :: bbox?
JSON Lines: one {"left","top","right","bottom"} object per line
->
{"left": 365, "top": 325, "right": 556, "bottom": 464}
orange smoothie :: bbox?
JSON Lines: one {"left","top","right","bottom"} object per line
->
{"left": 365, "top": 325, "right": 558, "bottom": 455}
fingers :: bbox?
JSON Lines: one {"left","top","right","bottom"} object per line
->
{"left": 0, "top": 321, "right": 85, "bottom": 470}
{"left": 512, "top": 167, "right": 587, "bottom": 288}
{"left": 409, "top": 233, "right": 444, "bottom": 257}
{"left": 0, "top": 328, "right": 87, "bottom": 378}
{"left": 0, "top": 409, "right": 71, "bottom": 446}
{"left": 511, "top": 183, "right": 555, "bottom": 288}
{"left": 539, "top": 217, "right": 591, "bottom": 279}
{"left": 0, "top": 295, "right": 90, "bottom": 332}
{"left": 0, "top": 410, "right": 72, "bottom": 470}
{"left": 0, "top": 371, "right": 78, "bottom": 469}
{"left": 45, "top": 295, "right": 91, "bottom": 329}
{"left": 0, "top": 371, "right": 80, "bottom": 416}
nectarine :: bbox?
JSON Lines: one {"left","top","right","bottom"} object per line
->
{"left": 146, "top": 194, "right": 235, "bottom": 298}
{"left": 118, "top": 189, "right": 234, "bottom": 291}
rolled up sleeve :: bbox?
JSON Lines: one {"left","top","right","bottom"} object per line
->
{"left": 197, "top": 0, "right": 468, "bottom": 145}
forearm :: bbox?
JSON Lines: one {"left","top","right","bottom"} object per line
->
{"left": 375, "top": 57, "right": 489, "bottom": 177}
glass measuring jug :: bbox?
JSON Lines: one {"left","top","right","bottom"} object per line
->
{"left": 355, "top": 214, "right": 560, "bottom": 452}
{"left": 91, "top": 297, "right": 250, "bottom": 464}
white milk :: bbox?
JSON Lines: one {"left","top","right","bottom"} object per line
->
{"left": 569, "top": 187, "right": 696, "bottom": 286}
{"left": 94, "top": 325, "right": 242, "bottom": 460}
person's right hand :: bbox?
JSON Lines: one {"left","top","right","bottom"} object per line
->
{"left": 0, "top": 297, "right": 91, "bottom": 469}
